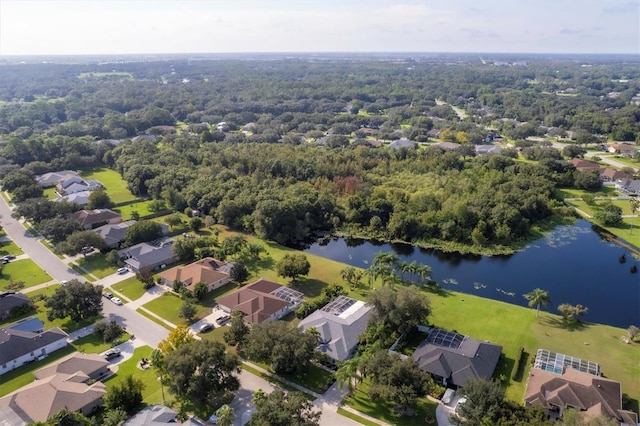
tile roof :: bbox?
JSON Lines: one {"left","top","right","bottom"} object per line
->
{"left": 217, "top": 279, "right": 303, "bottom": 324}
{"left": 70, "top": 209, "right": 121, "bottom": 227}
{"left": 159, "top": 257, "right": 230, "bottom": 290}
{"left": 0, "top": 292, "right": 30, "bottom": 317}
{"left": 93, "top": 220, "right": 136, "bottom": 246}
{"left": 525, "top": 365, "right": 637, "bottom": 424}
{"left": 34, "top": 352, "right": 109, "bottom": 380}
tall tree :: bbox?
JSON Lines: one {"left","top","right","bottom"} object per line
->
{"left": 523, "top": 288, "right": 551, "bottom": 317}
{"left": 57, "top": 230, "right": 106, "bottom": 256}
{"left": 250, "top": 390, "right": 321, "bottom": 426}
{"left": 104, "top": 375, "right": 145, "bottom": 414}
{"left": 452, "top": 378, "right": 506, "bottom": 426}
{"left": 224, "top": 310, "right": 250, "bottom": 347}
{"left": 165, "top": 340, "right": 241, "bottom": 407}
{"left": 276, "top": 254, "right": 311, "bottom": 282}
{"left": 45, "top": 280, "right": 102, "bottom": 322}
{"left": 214, "top": 404, "right": 235, "bottom": 426}
{"left": 124, "top": 220, "right": 163, "bottom": 246}
{"left": 367, "top": 286, "right": 431, "bottom": 336}
{"left": 86, "top": 189, "right": 113, "bottom": 209}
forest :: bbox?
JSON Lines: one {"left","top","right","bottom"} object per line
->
{"left": 0, "top": 53, "right": 638, "bottom": 253}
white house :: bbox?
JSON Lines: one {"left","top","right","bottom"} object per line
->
{"left": 0, "top": 326, "right": 68, "bottom": 375}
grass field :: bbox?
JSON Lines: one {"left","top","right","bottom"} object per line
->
{"left": 564, "top": 199, "right": 640, "bottom": 248}
{"left": 0, "top": 259, "right": 52, "bottom": 290}
{"left": 343, "top": 381, "right": 437, "bottom": 426}
{"left": 240, "top": 363, "right": 316, "bottom": 400}
{"left": 110, "top": 276, "right": 147, "bottom": 301}
{"left": 113, "top": 200, "right": 155, "bottom": 220}
{"left": 0, "top": 240, "right": 23, "bottom": 256}
{"left": 80, "top": 167, "right": 137, "bottom": 205}
{"left": 555, "top": 186, "right": 618, "bottom": 199}
{"left": 76, "top": 253, "right": 116, "bottom": 279}
{"left": 104, "top": 345, "right": 167, "bottom": 405}
{"left": 142, "top": 292, "right": 185, "bottom": 325}
{"left": 43, "top": 187, "right": 58, "bottom": 200}
{"left": 337, "top": 408, "right": 380, "bottom": 426}
{"left": 72, "top": 331, "right": 131, "bottom": 354}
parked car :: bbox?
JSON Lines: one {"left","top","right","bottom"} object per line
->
{"left": 117, "top": 267, "right": 128, "bottom": 275}
{"left": 103, "top": 292, "right": 113, "bottom": 299}
{"left": 80, "top": 246, "right": 94, "bottom": 254}
{"left": 60, "top": 280, "right": 68, "bottom": 285}
{"left": 216, "top": 315, "right": 231, "bottom": 325}
{"left": 103, "top": 348, "right": 121, "bottom": 360}
{"left": 442, "top": 388, "right": 456, "bottom": 405}
{"left": 199, "top": 322, "right": 214, "bottom": 333}
{"left": 1, "top": 255, "right": 15, "bottom": 262}
{"left": 111, "top": 297, "right": 123, "bottom": 305}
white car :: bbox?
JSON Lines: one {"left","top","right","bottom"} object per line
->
{"left": 454, "top": 397, "right": 468, "bottom": 416}
{"left": 117, "top": 267, "right": 128, "bottom": 275}
{"left": 111, "top": 297, "right": 123, "bottom": 305}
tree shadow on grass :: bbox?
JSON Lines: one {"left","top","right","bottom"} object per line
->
{"left": 246, "top": 255, "right": 275, "bottom": 274}
{"left": 290, "top": 278, "right": 325, "bottom": 298}
{"left": 539, "top": 316, "right": 591, "bottom": 332}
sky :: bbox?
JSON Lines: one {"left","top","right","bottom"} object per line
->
{"left": 0, "top": 0, "right": 638, "bottom": 56}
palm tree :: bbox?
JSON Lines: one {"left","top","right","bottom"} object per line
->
{"left": 372, "top": 251, "right": 398, "bottom": 269}
{"left": 214, "top": 404, "right": 235, "bottom": 426}
{"left": 335, "top": 358, "right": 361, "bottom": 395}
{"left": 630, "top": 198, "right": 640, "bottom": 235}
{"left": 573, "top": 304, "right": 588, "bottom": 323}
{"left": 415, "top": 264, "right": 432, "bottom": 285}
{"left": 397, "top": 260, "right": 412, "bottom": 283}
{"left": 524, "top": 288, "right": 551, "bottom": 317}
{"left": 341, "top": 266, "right": 357, "bottom": 289}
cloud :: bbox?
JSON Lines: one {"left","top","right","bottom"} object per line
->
{"left": 602, "top": 1, "right": 639, "bottom": 14}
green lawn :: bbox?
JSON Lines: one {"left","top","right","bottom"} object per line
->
{"left": 142, "top": 292, "right": 185, "bottom": 326}
{"left": 110, "top": 276, "right": 147, "bottom": 301}
{"left": 0, "top": 240, "right": 23, "bottom": 256}
{"left": 555, "top": 186, "right": 618, "bottom": 200}
{"left": 280, "top": 362, "right": 334, "bottom": 394}
{"left": 80, "top": 167, "right": 137, "bottom": 204}
{"left": 343, "top": 381, "right": 437, "bottom": 426}
{"left": 240, "top": 363, "right": 316, "bottom": 400}
{"left": 71, "top": 332, "right": 131, "bottom": 354}
{"left": 104, "top": 346, "right": 168, "bottom": 405}
{"left": 113, "top": 200, "right": 155, "bottom": 220}
{"left": 0, "top": 259, "right": 52, "bottom": 290}
{"left": 337, "top": 408, "right": 380, "bottom": 426}
{"left": 137, "top": 308, "right": 174, "bottom": 330}
{"left": 76, "top": 253, "right": 116, "bottom": 279}
{"left": 43, "top": 187, "right": 58, "bottom": 200}
{"left": 0, "top": 345, "right": 76, "bottom": 397}
{"left": 428, "top": 288, "right": 640, "bottom": 409}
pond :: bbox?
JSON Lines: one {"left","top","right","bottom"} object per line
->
{"left": 305, "top": 220, "right": 640, "bottom": 329}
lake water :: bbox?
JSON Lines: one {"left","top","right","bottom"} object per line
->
{"left": 305, "top": 220, "right": 640, "bottom": 329}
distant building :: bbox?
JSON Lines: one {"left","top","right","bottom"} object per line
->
{"left": 298, "top": 296, "right": 373, "bottom": 361}
{"left": 70, "top": 209, "right": 121, "bottom": 230}
{"left": 0, "top": 292, "right": 30, "bottom": 320}
{"left": 389, "top": 138, "right": 417, "bottom": 150}
{"left": 93, "top": 220, "right": 137, "bottom": 249}
{"left": 568, "top": 158, "right": 600, "bottom": 172}
{"left": 159, "top": 257, "right": 233, "bottom": 292}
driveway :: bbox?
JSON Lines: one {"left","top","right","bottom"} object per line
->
{"left": 229, "top": 369, "right": 277, "bottom": 426}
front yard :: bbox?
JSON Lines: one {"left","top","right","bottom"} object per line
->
{"left": 75, "top": 253, "right": 116, "bottom": 279}
{"left": 0, "top": 259, "right": 52, "bottom": 290}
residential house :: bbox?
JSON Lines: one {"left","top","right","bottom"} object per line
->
{"left": 35, "top": 170, "right": 80, "bottom": 188}
{"left": 475, "top": 144, "right": 503, "bottom": 155}
{"left": 117, "top": 238, "right": 177, "bottom": 272}
{"left": 124, "top": 405, "right": 204, "bottom": 426}
{"left": 524, "top": 349, "right": 637, "bottom": 424}
{"left": 616, "top": 179, "right": 640, "bottom": 196}
{"left": 0, "top": 292, "right": 30, "bottom": 320}
{"left": 427, "top": 129, "right": 442, "bottom": 139}
{"left": 600, "top": 168, "right": 631, "bottom": 183}
{"left": 0, "top": 355, "right": 108, "bottom": 425}
{"left": 34, "top": 352, "right": 111, "bottom": 382}
{"left": 298, "top": 296, "right": 373, "bottom": 361}
{"left": 389, "top": 138, "right": 417, "bottom": 150}
{"left": 436, "top": 141, "right": 461, "bottom": 151}
{"left": 485, "top": 131, "right": 502, "bottom": 142}
{"left": 568, "top": 158, "right": 600, "bottom": 172}
{"left": 0, "top": 326, "right": 68, "bottom": 375}
{"left": 412, "top": 328, "right": 502, "bottom": 388}
{"left": 159, "top": 257, "right": 233, "bottom": 292}
{"left": 607, "top": 143, "right": 638, "bottom": 157}
{"left": 70, "top": 209, "right": 122, "bottom": 230}
{"left": 93, "top": 220, "right": 137, "bottom": 249}
{"left": 217, "top": 278, "right": 304, "bottom": 324}
{"left": 132, "top": 135, "right": 157, "bottom": 143}
{"left": 54, "top": 190, "right": 91, "bottom": 207}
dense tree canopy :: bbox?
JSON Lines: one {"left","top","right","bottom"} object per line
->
{"left": 45, "top": 279, "right": 102, "bottom": 322}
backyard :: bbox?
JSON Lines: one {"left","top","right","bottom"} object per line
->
{"left": 80, "top": 167, "right": 137, "bottom": 205}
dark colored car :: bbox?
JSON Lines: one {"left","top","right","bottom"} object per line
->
{"left": 216, "top": 315, "right": 231, "bottom": 325}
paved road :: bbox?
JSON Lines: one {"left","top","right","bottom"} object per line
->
{"left": 0, "top": 196, "right": 81, "bottom": 283}
{"left": 584, "top": 151, "right": 639, "bottom": 172}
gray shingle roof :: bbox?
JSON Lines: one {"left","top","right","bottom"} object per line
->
{"left": 299, "top": 297, "right": 373, "bottom": 361}
{"left": 0, "top": 327, "right": 68, "bottom": 365}
{"left": 412, "top": 328, "right": 502, "bottom": 387}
